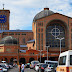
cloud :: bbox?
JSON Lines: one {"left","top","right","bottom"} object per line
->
{"left": 0, "top": 0, "right": 72, "bottom": 30}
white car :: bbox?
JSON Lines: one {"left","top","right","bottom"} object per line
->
{"left": 0, "top": 65, "right": 3, "bottom": 72}
{"left": 44, "top": 64, "right": 54, "bottom": 72}
{"left": 1, "top": 61, "right": 6, "bottom": 63}
{"left": 30, "top": 61, "right": 39, "bottom": 69}
{"left": 0, "top": 64, "right": 7, "bottom": 72}
{"left": 9, "top": 64, "right": 13, "bottom": 69}
{"left": 35, "top": 63, "right": 43, "bottom": 72}
{"left": 3, "top": 67, "right": 8, "bottom": 72}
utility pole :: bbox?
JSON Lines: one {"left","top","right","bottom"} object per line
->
{"left": 45, "top": 46, "right": 50, "bottom": 60}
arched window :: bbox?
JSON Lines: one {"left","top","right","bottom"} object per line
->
{"left": 23, "top": 38, "right": 25, "bottom": 44}
{"left": 28, "top": 38, "right": 31, "bottom": 41}
{"left": 46, "top": 23, "right": 65, "bottom": 47}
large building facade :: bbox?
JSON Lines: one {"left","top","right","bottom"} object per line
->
{"left": 0, "top": 8, "right": 71, "bottom": 64}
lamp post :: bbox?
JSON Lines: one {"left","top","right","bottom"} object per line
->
{"left": 45, "top": 46, "right": 50, "bottom": 60}
{"left": 56, "top": 37, "right": 64, "bottom": 54}
{"left": 38, "top": 50, "right": 43, "bottom": 63}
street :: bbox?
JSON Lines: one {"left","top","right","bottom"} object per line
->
{"left": 8, "top": 67, "right": 36, "bottom": 72}
{"left": 8, "top": 67, "right": 19, "bottom": 72}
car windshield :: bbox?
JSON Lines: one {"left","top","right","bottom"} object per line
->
{"left": 49, "top": 64, "right": 54, "bottom": 67}
{"left": 59, "top": 56, "right": 66, "bottom": 65}
{"left": 33, "top": 62, "right": 39, "bottom": 64}
{"left": 0, "top": 65, "right": 2, "bottom": 67}
{"left": 42, "top": 64, "right": 48, "bottom": 68}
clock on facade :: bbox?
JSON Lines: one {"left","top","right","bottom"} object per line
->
{"left": 0, "top": 15, "right": 7, "bottom": 23}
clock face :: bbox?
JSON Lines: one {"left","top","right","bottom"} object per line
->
{"left": 0, "top": 15, "right": 7, "bottom": 23}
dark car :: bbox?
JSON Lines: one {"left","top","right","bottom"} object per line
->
{"left": 39, "top": 64, "right": 48, "bottom": 72}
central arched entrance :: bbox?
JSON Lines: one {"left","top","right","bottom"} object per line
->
{"left": 19, "top": 58, "right": 26, "bottom": 64}
{"left": 29, "top": 57, "right": 35, "bottom": 63}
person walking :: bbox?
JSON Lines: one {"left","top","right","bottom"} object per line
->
{"left": 19, "top": 63, "right": 21, "bottom": 72}
{"left": 21, "top": 62, "right": 24, "bottom": 72}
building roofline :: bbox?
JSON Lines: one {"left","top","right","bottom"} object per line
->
{"left": 33, "top": 12, "right": 72, "bottom": 22}
{"left": 0, "top": 30, "right": 33, "bottom": 33}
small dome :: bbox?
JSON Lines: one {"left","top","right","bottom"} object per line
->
{"left": 33, "top": 8, "right": 54, "bottom": 22}
{"left": 0, "top": 36, "right": 18, "bottom": 44}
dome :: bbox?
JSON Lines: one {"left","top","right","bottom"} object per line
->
{"left": 33, "top": 8, "right": 54, "bottom": 22}
{"left": 0, "top": 36, "right": 18, "bottom": 44}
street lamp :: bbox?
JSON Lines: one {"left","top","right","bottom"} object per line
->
{"left": 38, "top": 50, "right": 43, "bottom": 63}
{"left": 45, "top": 46, "right": 50, "bottom": 60}
{"left": 56, "top": 37, "right": 64, "bottom": 54}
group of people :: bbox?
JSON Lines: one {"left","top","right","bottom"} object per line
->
{"left": 19, "top": 62, "right": 25, "bottom": 72}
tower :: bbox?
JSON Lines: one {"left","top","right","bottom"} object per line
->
{"left": 0, "top": 4, "right": 10, "bottom": 30}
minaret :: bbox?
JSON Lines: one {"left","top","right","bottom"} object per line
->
{"left": 0, "top": 4, "right": 10, "bottom": 30}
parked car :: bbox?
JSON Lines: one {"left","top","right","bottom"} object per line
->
{"left": 0, "top": 64, "right": 8, "bottom": 72}
{"left": 30, "top": 61, "right": 39, "bottom": 69}
{"left": 9, "top": 64, "right": 13, "bottom": 69}
{"left": 0, "top": 63, "right": 9, "bottom": 69}
{"left": 44, "top": 64, "right": 54, "bottom": 72}
{"left": 25, "top": 63, "right": 30, "bottom": 68}
{"left": 34, "top": 63, "right": 43, "bottom": 72}
{"left": 0, "top": 65, "right": 3, "bottom": 72}
{"left": 1, "top": 61, "right": 6, "bottom": 63}
{"left": 39, "top": 63, "right": 48, "bottom": 72}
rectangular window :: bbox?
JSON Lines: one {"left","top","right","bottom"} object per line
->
{"left": 41, "top": 28, "right": 43, "bottom": 32}
{"left": 15, "top": 33, "right": 20, "bottom": 35}
{"left": 71, "top": 23, "right": 72, "bottom": 26}
{"left": 38, "top": 28, "right": 40, "bottom": 32}
{"left": 9, "top": 33, "right": 14, "bottom": 35}
{"left": 59, "top": 56, "right": 66, "bottom": 65}
{"left": 22, "top": 33, "right": 26, "bottom": 35}
{"left": 71, "top": 29, "right": 72, "bottom": 32}
{"left": 3, "top": 33, "right": 8, "bottom": 35}
{"left": 70, "top": 55, "right": 72, "bottom": 65}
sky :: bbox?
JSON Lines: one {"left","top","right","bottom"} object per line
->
{"left": 0, "top": 0, "right": 72, "bottom": 30}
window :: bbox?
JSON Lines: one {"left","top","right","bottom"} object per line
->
{"left": 38, "top": 28, "right": 40, "bottom": 32}
{"left": 38, "top": 22, "right": 43, "bottom": 26}
{"left": 9, "top": 33, "right": 14, "bottom": 35}
{"left": 71, "top": 29, "right": 72, "bottom": 32}
{"left": 23, "top": 38, "right": 25, "bottom": 43}
{"left": 22, "top": 33, "right": 26, "bottom": 35}
{"left": 71, "top": 23, "right": 72, "bottom": 26}
{"left": 33, "top": 53, "right": 34, "bottom": 54}
{"left": 15, "top": 33, "right": 20, "bottom": 35}
{"left": 70, "top": 55, "right": 72, "bottom": 65}
{"left": 3, "top": 33, "right": 8, "bottom": 35}
{"left": 46, "top": 24, "right": 65, "bottom": 47}
{"left": 59, "top": 56, "right": 66, "bottom": 65}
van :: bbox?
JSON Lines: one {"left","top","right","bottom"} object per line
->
{"left": 56, "top": 50, "right": 72, "bottom": 72}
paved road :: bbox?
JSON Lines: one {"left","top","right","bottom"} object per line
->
{"left": 8, "top": 67, "right": 19, "bottom": 72}
{"left": 8, "top": 67, "right": 36, "bottom": 72}
{"left": 25, "top": 68, "right": 36, "bottom": 72}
